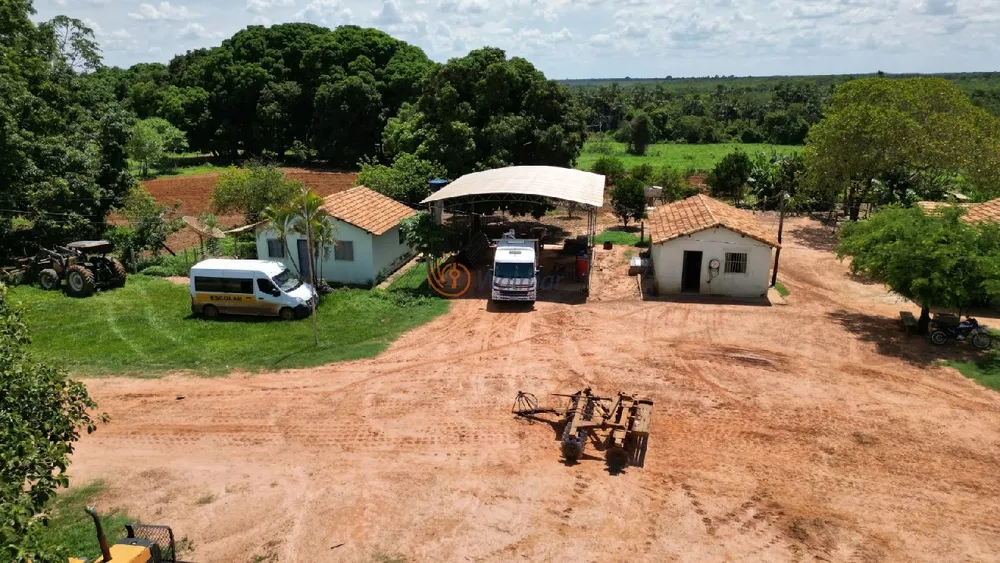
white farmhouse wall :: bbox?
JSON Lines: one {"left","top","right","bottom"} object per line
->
{"left": 257, "top": 220, "right": 414, "bottom": 286}
{"left": 371, "top": 225, "right": 413, "bottom": 282}
{"left": 257, "top": 219, "right": 376, "bottom": 285}
{"left": 651, "top": 227, "right": 773, "bottom": 298}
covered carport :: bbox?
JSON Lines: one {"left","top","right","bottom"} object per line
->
{"left": 421, "top": 166, "right": 605, "bottom": 297}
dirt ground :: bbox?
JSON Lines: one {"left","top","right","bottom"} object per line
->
{"left": 140, "top": 169, "right": 357, "bottom": 249}
{"left": 67, "top": 215, "right": 1000, "bottom": 562}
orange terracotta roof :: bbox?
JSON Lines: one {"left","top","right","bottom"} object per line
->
{"left": 961, "top": 197, "right": 1000, "bottom": 223}
{"left": 320, "top": 186, "right": 416, "bottom": 235}
{"left": 647, "top": 194, "right": 780, "bottom": 248}
{"left": 916, "top": 201, "right": 971, "bottom": 213}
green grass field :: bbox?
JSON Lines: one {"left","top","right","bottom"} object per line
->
{"left": 944, "top": 359, "right": 1000, "bottom": 392}
{"left": 595, "top": 229, "right": 641, "bottom": 246}
{"left": 575, "top": 141, "right": 803, "bottom": 173}
{"left": 13, "top": 276, "right": 448, "bottom": 377}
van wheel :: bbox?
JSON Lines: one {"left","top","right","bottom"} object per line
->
{"left": 202, "top": 305, "right": 219, "bottom": 319}
{"left": 279, "top": 307, "right": 296, "bottom": 321}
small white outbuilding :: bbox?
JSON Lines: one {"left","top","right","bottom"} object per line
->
{"left": 256, "top": 186, "right": 416, "bottom": 286}
{"left": 647, "top": 194, "right": 779, "bottom": 298}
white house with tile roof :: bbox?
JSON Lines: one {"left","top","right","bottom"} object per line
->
{"left": 647, "top": 195, "right": 779, "bottom": 298}
{"left": 255, "top": 186, "right": 417, "bottom": 286}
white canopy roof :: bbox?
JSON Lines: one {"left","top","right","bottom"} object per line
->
{"left": 421, "top": 166, "right": 606, "bottom": 208}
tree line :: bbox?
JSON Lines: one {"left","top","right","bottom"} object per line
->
{"left": 571, "top": 72, "right": 1000, "bottom": 152}
{"left": 1, "top": 1, "right": 586, "bottom": 262}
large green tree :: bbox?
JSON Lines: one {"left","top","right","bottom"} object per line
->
{"left": 102, "top": 24, "right": 434, "bottom": 161}
{"left": 804, "top": 77, "right": 1000, "bottom": 220}
{"left": 211, "top": 162, "right": 300, "bottom": 223}
{"left": 382, "top": 47, "right": 587, "bottom": 178}
{"left": 0, "top": 283, "right": 104, "bottom": 563}
{"left": 839, "top": 206, "right": 1000, "bottom": 333}
{"left": 0, "top": 2, "right": 134, "bottom": 262}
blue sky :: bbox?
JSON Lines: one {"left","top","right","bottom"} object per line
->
{"left": 32, "top": 0, "right": 1000, "bottom": 78}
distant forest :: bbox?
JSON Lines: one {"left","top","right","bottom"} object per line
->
{"left": 562, "top": 72, "right": 1000, "bottom": 146}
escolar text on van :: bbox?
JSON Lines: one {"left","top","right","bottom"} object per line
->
{"left": 189, "top": 259, "right": 316, "bottom": 320}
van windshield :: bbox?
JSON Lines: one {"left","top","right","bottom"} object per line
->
{"left": 494, "top": 263, "right": 535, "bottom": 279}
{"left": 272, "top": 269, "right": 301, "bottom": 292}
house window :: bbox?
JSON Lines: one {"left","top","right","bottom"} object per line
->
{"left": 266, "top": 239, "right": 284, "bottom": 258}
{"left": 334, "top": 240, "right": 354, "bottom": 261}
{"left": 399, "top": 228, "right": 405, "bottom": 245}
{"left": 725, "top": 252, "right": 748, "bottom": 274}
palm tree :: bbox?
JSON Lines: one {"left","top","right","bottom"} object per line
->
{"left": 311, "top": 215, "right": 338, "bottom": 284}
{"left": 290, "top": 187, "right": 331, "bottom": 286}
{"left": 261, "top": 203, "right": 299, "bottom": 276}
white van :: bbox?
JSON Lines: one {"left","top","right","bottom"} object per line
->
{"left": 189, "top": 259, "right": 316, "bottom": 320}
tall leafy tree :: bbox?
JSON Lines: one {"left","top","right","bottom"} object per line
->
{"left": 382, "top": 47, "right": 587, "bottom": 178}
{"left": 0, "top": 1, "right": 134, "bottom": 262}
{"left": 0, "top": 284, "right": 105, "bottom": 563}
{"left": 839, "top": 206, "right": 1000, "bottom": 333}
{"left": 804, "top": 77, "right": 1000, "bottom": 220}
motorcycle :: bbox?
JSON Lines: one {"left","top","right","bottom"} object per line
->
{"left": 929, "top": 316, "right": 993, "bottom": 349}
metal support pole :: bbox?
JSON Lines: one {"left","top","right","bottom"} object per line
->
{"left": 770, "top": 191, "right": 788, "bottom": 288}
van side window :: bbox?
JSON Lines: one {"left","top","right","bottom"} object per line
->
{"left": 194, "top": 277, "right": 253, "bottom": 294}
{"left": 257, "top": 278, "right": 277, "bottom": 293}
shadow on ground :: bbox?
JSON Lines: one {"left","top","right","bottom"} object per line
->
{"left": 788, "top": 222, "right": 841, "bottom": 253}
{"left": 643, "top": 293, "right": 772, "bottom": 307}
{"left": 827, "top": 309, "right": 988, "bottom": 367}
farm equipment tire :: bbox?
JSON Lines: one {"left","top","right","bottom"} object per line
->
{"left": 973, "top": 332, "right": 993, "bottom": 349}
{"left": 65, "top": 265, "right": 95, "bottom": 297}
{"left": 39, "top": 269, "right": 60, "bottom": 290}
{"left": 278, "top": 307, "right": 296, "bottom": 321}
{"left": 202, "top": 305, "right": 220, "bottom": 319}
{"left": 930, "top": 330, "right": 948, "bottom": 346}
{"left": 109, "top": 258, "right": 127, "bottom": 288}
{"left": 605, "top": 447, "right": 630, "bottom": 471}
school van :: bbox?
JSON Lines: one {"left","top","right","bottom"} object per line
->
{"left": 189, "top": 259, "right": 316, "bottom": 320}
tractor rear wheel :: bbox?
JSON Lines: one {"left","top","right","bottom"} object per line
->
{"left": 65, "top": 265, "right": 96, "bottom": 297}
{"left": 109, "top": 258, "right": 127, "bottom": 288}
{"left": 39, "top": 269, "right": 60, "bottom": 290}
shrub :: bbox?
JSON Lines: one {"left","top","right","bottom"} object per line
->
{"left": 653, "top": 167, "right": 699, "bottom": 202}
{"left": 592, "top": 156, "right": 627, "bottom": 186}
{"left": 707, "top": 149, "right": 753, "bottom": 204}
{"left": 611, "top": 176, "right": 646, "bottom": 227}
{"left": 139, "top": 266, "right": 172, "bottom": 277}
{"left": 630, "top": 163, "right": 655, "bottom": 183}
{"left": 356, "top": 153, "right": 446, "bottom": 206}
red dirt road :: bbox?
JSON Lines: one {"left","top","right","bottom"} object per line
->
{"left": 67, "top": 217, "right": 1000, "bottom": 562}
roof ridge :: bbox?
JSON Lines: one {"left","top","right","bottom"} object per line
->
{"left": 700, "top": 194, "right": 718, "bottom": 224}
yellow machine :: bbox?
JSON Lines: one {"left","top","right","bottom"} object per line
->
{"left": 69, "top": 507, "right": 183, "bottom": 563}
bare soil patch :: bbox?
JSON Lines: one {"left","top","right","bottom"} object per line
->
{"left": 68, "top": 215, "right": 1000, "bottom": 561}
{"left": 140, "top": 168, "right": 357, "bottom": 249}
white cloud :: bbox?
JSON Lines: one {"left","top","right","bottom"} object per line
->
{"left": 179, "top": 22, "right": 224, "bottom": 40}
{"left": 919, "top": 0, "right": 957, "bottom": 15}
{"left": 128, "top": 2, "right": 194, "bottom": 21}
{"left": 247, "top": 0, "right": 296, "bottom": 13}
{"left": 438, "top": 0, "right": 489, "bottom": 13}
{"left": 295, "top": 0, "right": 352, "bottom": 24}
